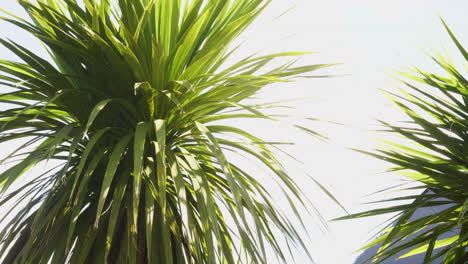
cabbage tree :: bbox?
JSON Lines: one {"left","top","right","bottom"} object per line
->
{"left": 0, "top": 0, "right": 333, "bottom": 263}
{"left": 338, "top": 20, "right": 468, "bottom": 264}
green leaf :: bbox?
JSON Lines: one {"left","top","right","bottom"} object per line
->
{"left": 399, "top": 236, "right": 459, "bottom": 259}
{"left": 94, "top": 133, "right": 133, "bottom": 229}
{"left": 132, "top": 122, "right": 148, "bottom": 234}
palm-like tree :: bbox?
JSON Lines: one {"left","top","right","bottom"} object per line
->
{"left": 0, "top": 0, "right": 333, "bottom": 263}
{"left": 338, "top": 21, "right": 468, "bottom": 264}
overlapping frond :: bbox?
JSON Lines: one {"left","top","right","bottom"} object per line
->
{"left": 337, "top": 20, "right": 468, "bottom": 264}
{"left": 0, "top": 0, "right": 333, "bottom": 263}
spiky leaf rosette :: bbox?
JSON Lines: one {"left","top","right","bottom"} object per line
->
{"left": 0, "top": 0, "right": 333, "bottom": 263}
{"left": 337, "top": 21, "right": 468, "bottom": 264}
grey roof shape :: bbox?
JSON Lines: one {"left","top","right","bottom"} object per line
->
{"left": 354, "top": 194, "right": 457, "bottom": 264}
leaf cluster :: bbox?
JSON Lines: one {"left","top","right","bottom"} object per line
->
{"left": 337, "top": 20, "right": 468, "bottom": 264}
{"left": 0, "top": 0, "right": 332, "bottom": 263}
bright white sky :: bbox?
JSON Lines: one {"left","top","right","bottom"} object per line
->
{"left": 1, "top": 0, "right": 468, "bottom": 263}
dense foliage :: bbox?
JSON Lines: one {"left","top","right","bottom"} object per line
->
{"left": 0, "top": 0, "right": 332, "bottom": 263}
{"left": 338, "top": 21, "right": 468, "bottom": 264}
